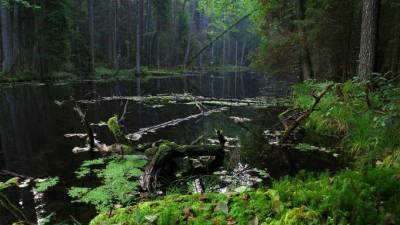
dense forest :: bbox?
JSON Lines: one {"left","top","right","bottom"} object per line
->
{"left": 1, "top": 0, "right": 400, "bottom": 224}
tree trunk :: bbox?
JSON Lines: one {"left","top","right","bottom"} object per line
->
{"left": 183, "top": 1, "right": 195, "bottom": 67}
{"left": 343, "top": 0, "right": 355, "bottom": 80}
{"left": 136, "top": 0, "right": 143, "bottom": 74}
{"left": 222, "top": 36, "right": 226, "bottom": 65}
{"left": 113, "top": 0, "right": 118, "bottom": 69}
{"left": 108, "top": 0, "right": 113, "bottom": 64}
{"left": 235, "top": 39, "right": 238, "bottom": 66}
{"left": 358, "top": 0, "right": 380, "bottom": 80}
{"left": 170, "top": 0, "right": 177, "bottom": 67}
{"left": 211, "top": 42, "right": 214, "bottom": 64}
{"left": 1, "top": 2, "right": 14, "bottom": 73}
{"left": 240, "top": 36, "right": 247, "bottom": 65}
{"left": 13, "top": 3, "right": 20, "bottom": 72}
{"left": 392, "top": 22, "right": 400, "bottom": 73}
{"left": 88, "top": 0, "right": 95, "bottom": 75}
{"left": 296, "top": 0, "right": 314, "bottom": 80}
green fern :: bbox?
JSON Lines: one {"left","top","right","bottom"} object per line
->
{"left": 69, "top": 155, "right": 147, "bottom": 212}
{"left": 35, "top": 177, "right": 59, "bottom": 193}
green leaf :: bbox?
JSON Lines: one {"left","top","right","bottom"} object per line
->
{"left": 35, "top": 177, "right": 59, "bottom": 193}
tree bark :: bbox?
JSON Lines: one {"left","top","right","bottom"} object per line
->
{"left": 183, "top": 1, "right": 195, "bottom": 67}
{"left": 240, "top": 36, "right": 247, "bottom": 65}
{"left": 1, "top": 2, "right": 14, "bottom": 73}
{"left": 113, "top": 0, "right": 118, "bottom": 69}
{"left": 170, "top": 0, "right": 177, "bottom": 67}
{"left": 296, "top": 0, "right": 314, "bottom": 80}
{"left": 13, "top": 3, "right": 20, "bottom": 72}
{"left": 358, "top": 0, "right": 380, "bottom": 80}
{"left": 88, "top": 0, "right": 95, "bottom": 75}
{"left": 235, "top": 39, "right": 238, "bottom": 66}
{"left": 136, "top": 0, "right": 143, "bottom": 74}
{"left": 108, "top": 0, "right": 113, "bottom": 64}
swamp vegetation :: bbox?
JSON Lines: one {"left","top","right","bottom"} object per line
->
{"left": 1, "top": 0, "right": 400, "bottom": 225}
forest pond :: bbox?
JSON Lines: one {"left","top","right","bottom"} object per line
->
{"left": 0, "top": 72, "right": 317, "bottom": 223}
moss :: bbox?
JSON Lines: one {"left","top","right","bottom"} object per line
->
{"left": 107, "top": 115, "right": 124, "bottom": 140}
{"left": 90, "top": 167, "right": 400, "bottom": 225}
{"left": 143, "top": 95, "right": 175, "bottom": 105}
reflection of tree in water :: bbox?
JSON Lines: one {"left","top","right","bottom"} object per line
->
{"left": 0, "top": 72, "right": 291, "bottom": 223}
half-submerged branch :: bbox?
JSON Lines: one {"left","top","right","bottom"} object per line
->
{"left": 58, "top": 94, "right": 288, "bottom": 108}
{"left": 126, "top": 107, "right": 227, "bottom": 141}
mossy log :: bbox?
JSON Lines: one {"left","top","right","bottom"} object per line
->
{"left": 141, "top": 140, "right": 225, "bottom": 192}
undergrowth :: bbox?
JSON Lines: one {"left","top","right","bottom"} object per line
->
{"left": 90, "top": 167, "right": 400, "bottom": 225}
{"left": 292, "top": 78, "right": 400, "bottom": 166}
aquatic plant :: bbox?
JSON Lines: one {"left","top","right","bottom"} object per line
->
{"left": 69, "top": 155, "right": 147, "bottom": 212}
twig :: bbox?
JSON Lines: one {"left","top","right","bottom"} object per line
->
{"left": 72, "top": 99, "right": 95, "bottom": 150}
{"left": 119, "top": 100, "right": 130, "bottom": 123}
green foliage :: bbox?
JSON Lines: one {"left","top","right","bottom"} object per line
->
{"left": 1, "top": 0, "right": 40, "bottom": 9}
{"left": 107, "top": 115, "right": 124, "bottom": 141}
{"left": 292, "top": 79, "right": 400, "bottom": 164}
{"left": 144, "top": 95, "right": 175, "bottom": 105}
{"left": 75, "top": 158, "right": 105, "bottom": 178}
{"left": 34, "top": 177, "right": 59, "bottom": 193}
{"left": 295, "top": 143, "right": 317, "bottom": 152}
{"left": 90, "top": 167, "right": 400, "bottom": 225}
{"left": 69, "top": 155, "right": 147, "bottom": 212}
{"left": 0, "top": 177, "right": 19, "bottom": 190}
{"left": 38, "top": 0, "right": 72, "bottom": 75}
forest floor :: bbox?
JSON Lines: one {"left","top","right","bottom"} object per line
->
{"left": 90, "top": 166, "right": 400, "bottom": 225}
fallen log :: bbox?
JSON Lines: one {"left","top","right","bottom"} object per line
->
{"left": 280, "top": 84, "right": 334, "bottom": 143}
{"left": 269, "top": 84, "right": 334, "bottom": 175}
{"left": 57, "top": 94, "right": 288, "bottom": 108}
{"left": 141, "top": 135, "right": 226, "bottom": 192}
{"left": 126, "top": 107, "right": 228, "bottom": 141}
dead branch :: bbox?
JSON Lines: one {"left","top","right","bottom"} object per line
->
{"left": 118, "top": 100, "right": 130, "bottom": 123}
{"left": 73, "top": 101, "right": 95, "bottom": 150}
{"left": 126, "top": 107, "right": 228, "bottom": 141}
{"left": 280, "top": 84, "right": 334, "bottom": 144}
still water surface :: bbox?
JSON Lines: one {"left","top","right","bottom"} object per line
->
{"left": 0, "top": 72, "right": 292, "bottom": 223}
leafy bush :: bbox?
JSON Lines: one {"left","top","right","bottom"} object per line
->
{"left": 69, "top": 155, "right": 147, "bottom": 212}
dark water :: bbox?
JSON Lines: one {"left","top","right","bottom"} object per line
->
{"left": 0, "top": 72, "right": 293, "bottom": 224}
